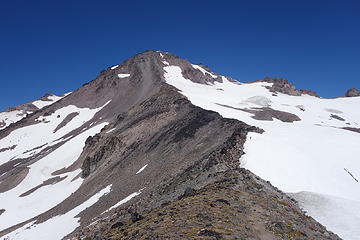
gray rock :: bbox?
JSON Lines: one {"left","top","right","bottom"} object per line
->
{"left": 345, "top": 88, "right": 360, "bottom": 97}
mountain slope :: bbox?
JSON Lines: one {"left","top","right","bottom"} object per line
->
{"left": 0, "top": 50, "right": 356, "bottom": 239}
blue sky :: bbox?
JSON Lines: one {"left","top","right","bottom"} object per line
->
{"left": 1, "top": 0, "right": 359, "bottom": 111}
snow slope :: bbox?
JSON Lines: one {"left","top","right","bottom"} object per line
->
{"left": 0, "top": 94, "right": 64, "bottom": 130}
{"left": 163, "top": 63, "right": 360, "bottom": 239}
{"left": 0, "top": 110, "right": 25, "bottom": 131}
{"left": 289, "top": 191, "right": 360, "bottom": 240}
{"left": 0, "top": 101, "right": 110, "bottom": 237}
{"left": 31, "top": 94, "right": 63, "bottom": 109}
{"left": 0, "top": 122, "right": 108, "bottom": 230}
{"left": 2, "top": 185, "right": 112, "bottom": 240}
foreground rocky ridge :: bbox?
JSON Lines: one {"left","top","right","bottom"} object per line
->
{"left": 86, "top": 170, "right": 339, "bottom": 240}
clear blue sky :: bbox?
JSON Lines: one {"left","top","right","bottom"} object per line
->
{"left": 1, "top": 0, "right": 359, "bottom": 111}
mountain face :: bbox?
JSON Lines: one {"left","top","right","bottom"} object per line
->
{"left": 0, "top": 50, "right": 358, "bottom": 240}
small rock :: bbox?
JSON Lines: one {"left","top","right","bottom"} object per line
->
{"left": 198, "top": 229, "right": 222, "bottom": 239}
{"left": 178, "top": 187, "right": 197, "bottom": 199}
{"left": 110, "top": 221, "right": 123, "bottom": 229}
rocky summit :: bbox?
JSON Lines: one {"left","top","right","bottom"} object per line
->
{"left": 0, "top": 50, "right": 359, "bottom": 240}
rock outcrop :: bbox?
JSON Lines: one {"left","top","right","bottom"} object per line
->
{"left": 261, "top": 77, "right": 301, "bottom": 96}
{"left": 300, "top": 89, "right": 319, "bottom": 97}
{"left": 345, "top": 88, "right": 360, "bottom": 97}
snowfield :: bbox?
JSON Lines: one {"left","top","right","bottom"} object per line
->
{"left": 0, "top": 102, "right": 110, "bottom": 165}
{"left": 0, "top": 110, "right": 26, "bottom": 130}
{"left": 289, "top": 191, "right": 360, "bottom": 240}
{"left": 0, "top": 123, "right": 108, "bottom": 231}
{"left": 163, "top": 63, "right": 360, "bottom": 240}
{"left": 31, "top": 94, "right": 63, "bottom": 109}
{"left": 0, "top": 101, "right": 110, "bottom": 238}
{"left": 2, "top": 185, "right": 112, "bottom": 240}
{"left": 0, "top": 94, "right": 63, "bottom": 130}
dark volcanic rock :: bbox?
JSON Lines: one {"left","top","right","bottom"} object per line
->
{"left": 216, "top": 104, "right": 301, "bottom": 123}
{"left": 262, "top": 77, "right": 301, "bottom": 96}
{"left": 53, "top": 112, "right": 79, "bottom": 133}
{"left": 345, "top": 88, "right": 360, "bottom": 97}
{"left": 246, "top": 107, "right": 301, "bottom": 122}
{"left": 300, "top": 89, "right": 319, "bottom": 97}
{"left": 330, "top": 114, "right": 345, "bottom": 121}
{"left": 178, "top": 187, "right": 197, "bottom": 199}
{"left": 128, "top": 210, "right": 143, "bottom": 223}
{"left": 342, "top": 127, "right": 360, "bottom": 134}
{"left": 198, "top": 229, "right": 223, "bottom": 239}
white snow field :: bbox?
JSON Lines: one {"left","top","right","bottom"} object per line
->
{"left": 163, "top": 63, "right": 360, "bottom": 240}
{"left": 0, "top": 101, "right": 110, "bottom": 239}
{"left": 0, "top": 102, "right": 110, "bottom": 165}
{"left": 2, "top": 185, "right": 112, "bottom": 240}
{"left": 0, "top": 94, "right": 63, "bottom": 130}
{"left": 31, "top": 94, "right": 63, "bottom": 109}
{"left": 0, "top": 110, "right": 25, "bottom": 130}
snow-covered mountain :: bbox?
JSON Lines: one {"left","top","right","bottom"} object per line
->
{"left": 0, "top": 50, "right": 358, "bottom": 240}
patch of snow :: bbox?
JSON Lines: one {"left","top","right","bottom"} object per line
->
{"left": 0, "top": 94, "right": 66, "bottom": 130}
{"left": 106, "top": 128, "right": 116, "bottom": 134}
{"left": 136, "top": 164, "right": 148, "bottom": 174}
{"left": 111, "top": 65, "right": 119, "bottom": 70}
{"left": 118, "top": 73, "right": 130, "bottom": 78}
{"left": 3, "top": 185, "right": 112, "bottom": 240}
{"left": 0, "top": 110, "right": 26, "bottom": 130}
{"left": 192, "top": 64, "right": 217, "bottom": 78}
{"left": 32, "top": 94, "right": 62, "bottom": 109}
{"left": 159, "top": 52, "right": 170, "bottom": 65}
{"left": 62, "top": 92, "right": 72, "bottom": 97}
{"left": 103, "top": 189, "right": 143, "bottom": 214}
